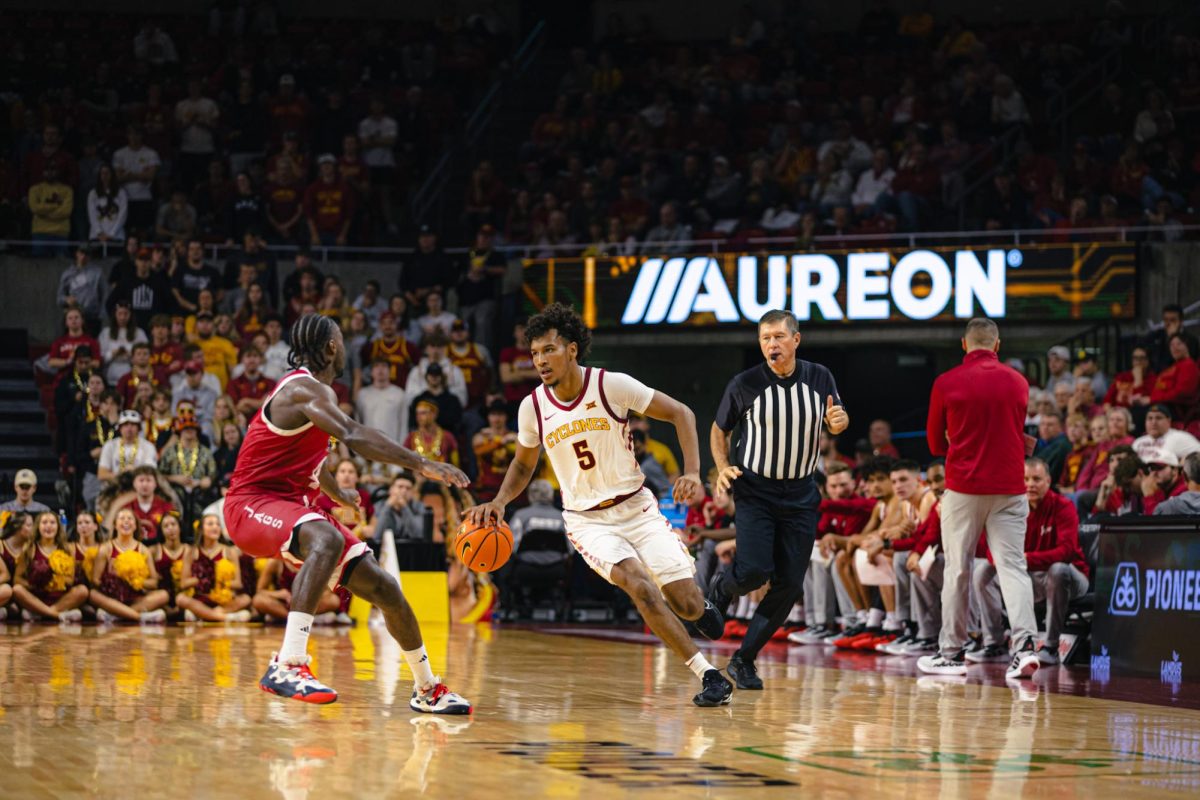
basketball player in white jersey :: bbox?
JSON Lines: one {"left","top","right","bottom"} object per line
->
{"left": 465, "top": 303, "right": 733, "bottom": 706}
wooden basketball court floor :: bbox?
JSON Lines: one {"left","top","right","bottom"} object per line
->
{"left": 3, "top": 623, "right": 1200, "bottom": 799}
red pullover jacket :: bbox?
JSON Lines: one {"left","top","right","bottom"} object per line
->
{"left": 927, "top": 349, "right": 1027, "bottom": 495}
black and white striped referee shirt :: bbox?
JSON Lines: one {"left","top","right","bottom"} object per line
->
{"left": 714, "top": 361, "right": 842, "bottom": 481}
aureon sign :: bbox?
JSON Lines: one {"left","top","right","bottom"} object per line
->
{"left": 520, "top": 242, "right": 1136, "bottom": 327}
{"left": 620, "top": 249, "right": 1010, "bottom": 324}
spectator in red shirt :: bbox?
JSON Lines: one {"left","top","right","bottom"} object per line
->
{"left": 498, "top": 321, "right": 540, "bottom": 409}
{"left": 338, "top": 134, "right": 369, "bottom": 201}
{"left": 868, "top": 419, "right": 901, "bottom": 458}
{"left": 974, "top": 458, "right": 1088, "bottom": 667}
{"left": 1149, "top": 333, "right": 1200, "bottom": 421}
{"left": 886, "top": 142, "right": 940, "bottom": 231}
{"left": 923, "top": 318, "right": 1040, "bottom": 678}
{"left": 304, "top": 155, "right": 356, "bottom": 247}
{"left": 44, "top": 307, "right": 101, "bottom": 374}
{"left": 111, "top": 466, "right": 178, "bottom": 546}
{"left": 116, "top": 343, "right": 157, "bottom": 407}
{"left": 1140, "top": 447, "right": 1188, "bottom": 514}
{"left": 1104, "top": 346, "right": 1155, "bottom": 408}
{"left": 22, "top": 123, "right": 77, "bottom": 194}
{"left": 226, "top": 346, "right": 276, "bottom": 416}
{"left": 267, "top": 75, "right": 310, "bottom": 146}
{"left": 264, "top": 157, "right": 305, "bottom": 244}
{"left": 147, "top": 314, "right": 185, "bottom": 384}
{"left": 607, "top": 176, "right": 650, "bottom": 237}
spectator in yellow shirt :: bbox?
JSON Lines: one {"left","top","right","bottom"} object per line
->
{"left": 28, "top": 164, "right": 74, "bottom": 257}
{"left": 190, "top": 312, "right": 238, "bottom": 391}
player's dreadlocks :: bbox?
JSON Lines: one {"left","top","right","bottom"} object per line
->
{"left": 288, "top": 313, "right": 338, "bottom": 372}
{"left": 525, "top": 302, "right": 592, "bottom": 361}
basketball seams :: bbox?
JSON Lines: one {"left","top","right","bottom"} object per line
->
{"left": 454, "top": 520, "right": 513, "bottom": 572}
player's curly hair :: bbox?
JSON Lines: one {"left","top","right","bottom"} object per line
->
{"left": 288, "top": 313, "right": 338, "bottom": 372}
{"left": 525, "top": 302, "right": 592, "bottom": 361}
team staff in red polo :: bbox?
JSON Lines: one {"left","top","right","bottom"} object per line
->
{"left": 919, "top": 318, "right": 1041, "bottom": 681}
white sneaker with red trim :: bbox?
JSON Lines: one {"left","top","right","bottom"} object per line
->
{"left": 409, "top": 680, "right": 472, "bottom": 715}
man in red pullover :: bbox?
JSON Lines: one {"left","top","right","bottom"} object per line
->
{"left": 791, "top": 462, "right": 873, "bottom": 643}
{"left": 920, "top": 318, "right": 1041, "bottom": 680}
{"left": 974, "top": 457, "right": 1089, "bottom": 667}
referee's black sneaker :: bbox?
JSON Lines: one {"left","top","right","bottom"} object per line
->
{"left": 693, "top": 669, "right": 734, "bottom": 707}
{"left": 691, "top": 600, "right": 725, "bottom": 640}
{"left": 727, "top": 653, "right": 763, "bottom": 690}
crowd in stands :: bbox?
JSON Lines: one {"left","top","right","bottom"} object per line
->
{"left": 455, "top": 2, "right": 1200, "bottom": 252}
{"left": 8, "top": 232, "right": 1197, "bottom": 657}
{"left": 0, "top": 7, "right": 511, "bottom": 249}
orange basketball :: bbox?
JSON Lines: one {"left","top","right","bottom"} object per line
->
{"left": 455, "top": 518, "right": 513, "bottom": 573}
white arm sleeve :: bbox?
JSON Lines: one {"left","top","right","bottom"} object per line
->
{"left": 601, "top": 371, "right": 655, "bottom": 417}
{"left": 516, "top": 396, "right": 541, "bottom": 449}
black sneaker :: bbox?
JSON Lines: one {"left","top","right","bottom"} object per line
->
{"left": 727, "top": 653, "right": 763, "bottom": 690}
{"left": 691, "top": 599, "right": 725, "bottom": 641}
{"left": 706, "top": 582, "right": 732, "bottom": 617}
{"left": 692, "top": 668, "right": 733, "bottom": 707}
{"left": 965, "top": 643, "right": 1009, "bottom": 663}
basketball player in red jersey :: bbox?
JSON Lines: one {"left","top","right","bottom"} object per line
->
{"left": 225, "top": 314, "right": 473, "bottom": 712}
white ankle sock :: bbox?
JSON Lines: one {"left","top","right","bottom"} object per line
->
{"left": 686, "top": 652, "right": 716, "bottom": 679}
{"left": 402, "top": 644, "right": 436, "bottom": 690}
{"left": 280, "top": 612, "right": 314, "bottom": 663}
{"left": 882, "top": 611, "right": 899, "bottom": 631}
{"left": 856, "top": 609, "right": 869, "bottom": 623}
{"left": 867, "top": 608, "right": 885, "bottom": 628}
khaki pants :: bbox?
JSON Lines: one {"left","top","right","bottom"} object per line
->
{"left": 938, "top": 490, "right": 1036, "bottom": 656}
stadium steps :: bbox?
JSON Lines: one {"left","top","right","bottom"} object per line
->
{"left": 432, "top": 47, "right": 567, "bottom": 238}
{"left": 0, "top": 330, "right": 62, "bottom": 510}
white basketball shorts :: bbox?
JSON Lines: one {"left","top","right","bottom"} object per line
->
{"left": 562, "top": 487, "right": 695, "bottom": 588}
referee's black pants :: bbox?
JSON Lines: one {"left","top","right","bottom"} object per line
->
{"left": 718, "top": 471, "right": 819, "bottom": 661}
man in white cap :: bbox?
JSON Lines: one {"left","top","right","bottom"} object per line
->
{"left": 0, "top": 469, "right": 51, "bottom": 513}
{"left": 1154, "top": 453, "right": 1200, "bottom": 515}
{"left": 1139, "top": 447, "right": 1187, "bottom": 515}
{"left": 97, "top": 410, "right": 158, "bottom": 483}
{"left": 1043, "top": 346, "right": 1073, "bottom": 397}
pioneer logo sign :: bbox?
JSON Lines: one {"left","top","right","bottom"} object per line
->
{"left": 620, "top": 250, "right": 1010, "bottom": 325}
{"left": 1109, "top": 562, "right": 1141, "bottom": 616}
{"left": 1093, "top": 524, "right": 1200, "bottom": 681}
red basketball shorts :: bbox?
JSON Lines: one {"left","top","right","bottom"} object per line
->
{"left": 224, "top": 492, "right": 368, "bottom": 590}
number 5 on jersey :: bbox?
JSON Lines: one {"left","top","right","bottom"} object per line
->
{"left": 573, "top": 439, "right": 596, "bottom": 470}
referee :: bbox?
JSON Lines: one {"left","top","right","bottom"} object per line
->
{"left": 707, "top": 309, "right": 849, "bottom": 689}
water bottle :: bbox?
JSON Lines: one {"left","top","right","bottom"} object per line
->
{"left": 59, "top": 508, "right": 69, "bottom": 530}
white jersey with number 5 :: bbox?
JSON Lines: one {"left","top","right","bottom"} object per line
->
{"left": 517, "top": 366, "right": 654, "bottom": 512}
